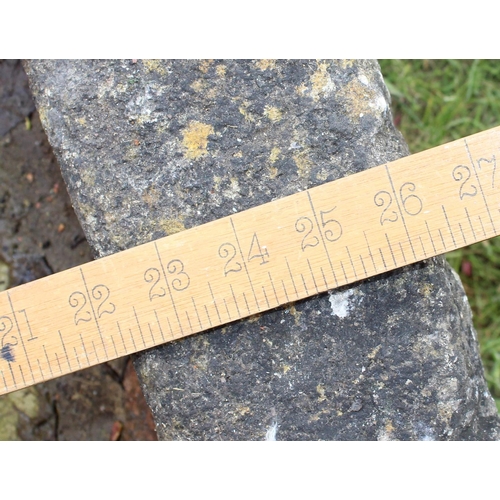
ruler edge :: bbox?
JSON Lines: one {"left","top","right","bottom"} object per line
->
{"left": 2, "top": 124, "right": 500, "bottom": 395}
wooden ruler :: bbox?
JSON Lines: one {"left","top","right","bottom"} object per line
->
{"left": 1, "top": 126, "right": 500, "bottom": 396}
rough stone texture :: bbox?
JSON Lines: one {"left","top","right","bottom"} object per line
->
{"left": 24, "top": 59, "right": 500, "bottom": 440}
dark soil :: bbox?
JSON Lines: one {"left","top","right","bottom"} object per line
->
{"left": 0, "top": 60, "right": 157, "bottom": 440}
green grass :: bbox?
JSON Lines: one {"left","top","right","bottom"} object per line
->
{"left": 379, "top": 59, "right": 500, "bottom": 411}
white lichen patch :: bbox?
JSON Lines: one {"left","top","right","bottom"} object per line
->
{"left": 265, "top": 421, "right": 278, "bottom": 441}
{"left": 328, "top": 288, "right": 358, "bottom": 318}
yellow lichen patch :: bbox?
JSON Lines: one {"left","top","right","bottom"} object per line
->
{"left": 239, "top": 100, "right": 255, "bottom": 122}
{"left": 237, "top": 406, "right": 251, "bottom": 416}
{"left": 247, "top": 313, "right": 262, "bottom": 323}
{"left": 77, "top": 117, "right": 86, "bottom": 126}
{"left": 269, "top": 147, "right": 280, "bottom": 164}
{"left": 339, "top": 78, "right": 377, "bottom": 120}
{"left": 294, "top": 150, "right": 312, "bottom": 178}
{"left": 182, "top": 121, "right": 214, "bottom": 159}
{"left": 264, "top": 105, "right": 282, "bottom": 123}
{"left": 282, "top": 364, "right": 291, "bottom": 374}
{"left": 143, "top": 60, "right": 167, "bottom": 75}
{"left": 255, "top": 59, "right": 276, "bottom": 70}
{"left": 316, "top": 384, "right": 327, "bottom": 402}
{"left": 190, "top": 79, "right": 207, "bottom": 92}
{"left": 310, "top": 61, "right": 333, "bottom": 101}
{"left": 367, "top": 345, "right": 381, "bottom": 359}
{"left": 287, "top": 303, "right": 302, "bottom": 326}
{"left": 160, "top": 218, "right": 186, "bottom": 235}
{"left": 419, "top": 282, "right": 434, "bottom": 297}
{"left": 385, "top": 420, "right": 395, "bottom": 433}
{"left": 296, "top": 83, "right": 308, "bottom": 95}
{"left": 268, "top": 148, "right": 280, "bottom": 179}
{"left": 216, "top": 64, "right": 226, "bottom": 77}
{"left": 199, "top": 60, "right": 213, "bottom": 73}
{"left": 338, "top": 59, "right": 355, "bottom": 69}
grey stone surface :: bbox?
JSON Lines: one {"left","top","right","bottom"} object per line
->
{"left": 24, "top": 59, "right": 500, "bottom": 440}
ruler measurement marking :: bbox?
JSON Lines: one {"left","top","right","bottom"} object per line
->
{"left": 147, "top": 323, "right": 155, "bottom": 344}
{"left": 364, "top": 231, "right": 377, "bottom": 272}
{"left": 464, "top": 138, "right": 496, "bottom": 233}
{"left": 207, "top": 282, "right": 222, "bottom": 324}
{"left": 425, "top": 221, "right": 437, "bottom": 255}
{"left": 465, "top": 208, "right": 476, "bottom": 239}
{"left": 55, "top": 352, "right": 62, "bottom": 374}
{"left": 359, "top": 255, "right": 368, "bottom": 277}
{"left": 191, "top": 297, "right": 203, "bottom": 330}
{"left": 230, "top": 218, "right": 260, "bottom": 310}
{"left": 321, "top": 266, "right": 329, "bottom": 288}
{"left": 307, "top": 258, "right": 319, "bottom": 293}
{"left": 1, "top": 370, "right": 7, "bottom": 392}
{"left": 7, "top": 292, "right": 35, "bottom": 383}
{"left": 185, "top": 311, "right": 193, "bottom": 333}
{"left": 166, "top": 316, "right": 174, "bottom": 339}
{"left": 346, "top": 246, "right": 358, "bottom": 280}
{"left": 438, "top": 228, "right": 447, "bottom": 251}
{"left": 80, "top": 334, "right": 90, "bottom": 366}
{"left": 340, "top": 261, "right": 348, "bottom": 283}
{"left": 385, "top": 234, "right": 397, "bottom": 268}
{"left": 442, "top": 205, "right": 457, "bottom": 248}
{"left": 79, "top": 268, "right": 109, "bottom": 360}
{"left": 154, "top": 310, "right": 166, "bottom": 342}
{"left": 36, "top": 359, "right": 44, "bottom": 382}
{"left": 419, "top": 236, "right": 427, "bottom": 258}
{"left": 242, "top": 292, "right": 251, "bottom": 315}
{"left": 268, "top": 272, "right": 280, "bottom": 305}
{"left": 379, "top": 248, "right": 387, "bottom": 270}
{"left": 128, "top": 327, "right": 137, "bottom": 352}
{"left": 43, "top": 345, "right": 53, "bottom": 378}
{"left": 133, "top": 306, "right": 146, "bottom": 348}
{"left": 92, "top": 340, "right": 100, "bottom": 363}
{"left": 110, "top": 335, "right": 119, "bottom": 358}
{"left": 8, "top": 364, "right": 17, "bottom": 389}
{"left": 117, "top": 322, "right": 127, "bottom": 351}
{"left": 385, "top": 164, "right": 417, "bottom": 261}
{"left": 20, "top": 309, "right": 37, "bottom": 342}
{"left": 332, "top": 268, "right": 339, "bottom": 287}
{"left": 223, "top": 298, "right": 231, "bottom": 321}
{"left": 458, "top": 223, "right": 467, "bottom": 245}
{"left": 479, "top": 215, "right": 486, "bottom": 237}
{"left": 73, "top": 347, "right": 81, "bottom": 369}
{"left": 281, "top": 281, "right": 290, "bottom": 303}
{"left": 229, "top": 283, "right": 242, "bottom": 317}
{"left": 18, "top": 364, "right": 26, "bottom": 386}
{"left": 204, "top": 305, "right": 213, "bottom": 328}
{"left": 399, "top": 242, "right": 407, "bottom": 264}
{"left": 285, "top": 257, "right": 299, "bottom": 298}
{"left": 301, "top": 274, "right": 309, "bottom": 295}
{"left": 58, "top": 330, "right": 72, "bottom": 371}
{"left": 262, "top": 286, "right": 271, "bottom": 309}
